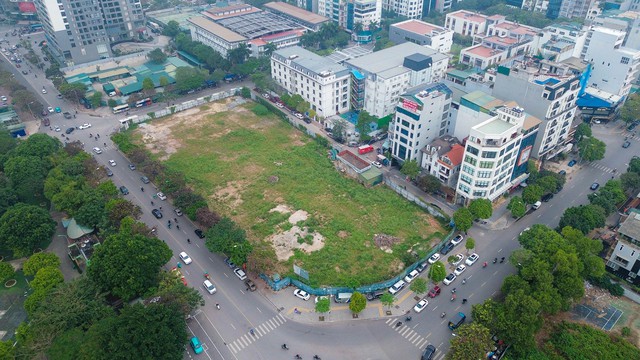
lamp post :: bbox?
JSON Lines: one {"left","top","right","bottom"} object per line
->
{"left": 27, "top": 101, "right": 35, "bottom": 120}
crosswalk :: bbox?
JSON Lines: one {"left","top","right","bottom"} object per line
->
{"left": 228, "top": 313, "right": 287, "bottom": 354}
{"left": 385, "top": 317, "right": 436, "bottom": 350}
{"left": 588, "top": 161, "right": 618, "bottom": 174}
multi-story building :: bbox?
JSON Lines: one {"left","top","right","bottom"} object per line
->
{"left": 33, "top": 0, "right": 144, "bottom": 65}
{"left": 420, "top": 135, "right": 464, "bottom": 188}
{"left": 582, "top": 26, "right": 640, "bottom": 97}
{"left": 606, "top": 209, "right": 640, "bottom": 286}
{"left": 317, "top": 0, "right": 381, "bottom": 31}
{"left": 389, "top": 83, "right": 452, "bottom": 162}
{"left": 492, "top": 58, "right": 584, "bottom": 160}
{"left": 264, "top": 2, "right": 331, "bottom": 31}
{"left": 271, "top": 46, "right": 351, "bottom": 117}
{"left": 382, "top": 0, "right": 423, "bottom": 19}
{"left": 435, "top": 0, "right": 463, "bottom": 12}
{"left": 444, "top": 10, "right": 488, "bottom": 37}
{"left": 576, "top": 86, "right": 623, "bottom": 123}
{"left": 531, "top": 23, "right": 587, "bottom": 61}
{"left": 344, "top": 42, "right": 449, "bottom": 118}
{"left": 455, "top": 106, "right": 526, "bottom": 205}
{"left": 559, "top": 0, "right": 596, "bottom": 19}
{"left": 390, "top": 19, "right": 454, "bottom": 53}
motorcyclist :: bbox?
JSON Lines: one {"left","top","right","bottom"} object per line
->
{"left": 441, "top": 312, "right": 446, "bottom": 318}
{"left": 216, "top": 303, "right": 220, "bottom": 310}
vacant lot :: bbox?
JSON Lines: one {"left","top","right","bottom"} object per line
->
{"left": 134, "top": 99, "right": 446, "bottom": 286}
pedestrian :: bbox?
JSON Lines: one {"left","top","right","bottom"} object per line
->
{"left": 176, "top": 225, "right": 180, "bottom": 230}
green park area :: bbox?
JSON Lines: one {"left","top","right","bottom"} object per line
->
{"left": 133, "top": 100, "right": 447, "bottom": 286}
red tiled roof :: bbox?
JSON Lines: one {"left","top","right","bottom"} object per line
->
{"left": 446, "top": 144, "right": 465, "bottom": 166}
{"left": 449, "top": 10, "right": 488, "bottom": 23}
{"left": 463, "top": 44, "right": 502, "bottom": 58}
{"left": 393, "top": 20, "right": 445, "bottom": 35}
{"left": 337, "top": 150, "right": 371, "bottom": 170}
{"left": 484, "top": 36, "right": 518, "bottom": 45}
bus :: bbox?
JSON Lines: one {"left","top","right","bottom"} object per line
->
{"left": 135, "top": 98, "right": 152, "bottom": 108}
{"left": 112, "top": 104, "right": 129, "bottom": 114}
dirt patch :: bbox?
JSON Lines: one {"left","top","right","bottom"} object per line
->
{"left": 270, "top": 204, "right": 292, "bottom": 214}
{"left": 288, "top": 210, "right": 308, "bottom": 224}
{"left": 374, "top": 234, "right": 402, "bottom": 253}
{"left": 211, "top": 180, "right": 249, "bottom": 210}
{"left": 267, "top": 205, "right": 324, "bottom": 261}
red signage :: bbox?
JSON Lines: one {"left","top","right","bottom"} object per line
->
{"left": 18, "top": 2, "right": 36, "bottom": 13}
{"left": 402, "top": 99, "right": 419, "bottom": 112}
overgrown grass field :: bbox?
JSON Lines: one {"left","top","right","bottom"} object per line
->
{"left": 142, "top": 103, "right": 446, "bottom": 286}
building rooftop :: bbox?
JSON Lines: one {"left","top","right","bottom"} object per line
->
{"left": 475, "top": 117, "right": 516, "bottom": 135}
{"left": 484, "top": 36, "right": 519, "bottom": 45}
{"left": 392, "top": 19, "right": 448, "bottom": 36}
{"left": 577, "top": 87, "right": 623, "bottom": 108}
{"left": 493, "top": 22, "right": 539, "bottom": 36}
{"left": 404, "top": 82, "right": 452, "bottom": 105}
{"left": 273, "top": 46, "right": 349, "bottom": 77}
{"left": 445, "top": 144, "right": 465, "bottom": 166}
{"left": 215, "top": 11, "right": 301, "bottom": 39}
{"left": 424, "top": 135, "right": 461, "bottom": 157}
{"left": 619, "top": 211, "right": 640, "bottom": 242}
{"left": 187, "top": 16, "right": 247, "bottom": 42}
{"left": 448, "top": 10, "right": 488, "bottom": 23}
{"left": 345, "top": 42, "right": 447, "bottom": 75}
{"left": 503, "top": 101, "right": 541, "bottom": 130}
{"left": 461, "top": 90, "right": 504, "bottom": 111}
{"left": 263, "top": 2, "right": 329, "bottom": 25}
{"left": 464, "top": 44, "right": 502, "bottom": 58}
{"left": 202, "top": 4, "right": 261, "bottom": 21}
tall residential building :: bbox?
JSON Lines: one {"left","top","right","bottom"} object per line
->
{"left": 271, "top": 46, "right": 351, "bottom": 117}
{"left": 389, "top": 83, "right": 452, "bottom": 162}
{"left": 344, "top": 42, "right": 449, "bottom": 118}
{"left": 317, "top": 0, "right": 381, "bottom": 31}
{"left": 455, "top": 106, "right": 527, "bottom": 205}
{"left": 559, "top": 0, "right": 596, "bottom": 19}
{"left": 34, "top": 0, "right": 144, "bottom": 66}
{"left": 382, "top": 0, "right": 423, "bottom": 19}
{"left": 390, "top": 19, "right": 454, "bottom": 53}
{"left": 582, "top": 26, "right": 640, "bottom": 97}
{"left": 492, "top": 58, "right": 584, "bottom": 160}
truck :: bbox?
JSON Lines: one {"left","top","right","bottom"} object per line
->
{"left": 376, "top": 154, "right": 389, "bottom": 166}
{"left": 358, "top": 145, "right": 374, "bottom": 155}
{"left": 448, "top": 312, "right": 466, "bottom": 330}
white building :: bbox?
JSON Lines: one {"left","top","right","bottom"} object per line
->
{"left": 318, "top": 0, "right": 381, "bottom": 31}
{"left": 344, "top": 42, "right": 449, "bottom": 118}
{"left": 455, "top": 106, "right": 526, "bottom": 205}
{"left": 559, "top": 0, "right": 596, "bottom": 19}
{"left": 390, "top": 19, "right": 454, "bottom": 53}
{"left": 582, "top": 26, "right": 640, "bottom": 97}
{"left": 444, "top": 10, "right": 489, "bottom": 37}
{"left": 271, "top": 46, "right": 351, "bottom": 117}
{"left": 420, "top": 135, "right": 465, "bottom": 188}
{"left": 382, "top": 0, "right": 423, "bottom": 19}
{"left": 389, "top": 83, "right": 452, "bottom": 162}
{"left": 531, "top": 23, "right": 587, "bottom": 61}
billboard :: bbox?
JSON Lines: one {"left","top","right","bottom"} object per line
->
{"left": 18, "top": 2, "right": 37, "bottom": 13}
{"left": 402, "top": 99, "right": 419, "bottom": 112}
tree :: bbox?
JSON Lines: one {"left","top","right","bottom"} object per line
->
{"left": 174, "top": 67, "right": 206, "bottom": 93}
{"left": 400, "top": 160, "right": 420, "bottom": 180}
{"left": 356, "top": 111, "right": 375, "bottom": 138}
{"left": 448, "top": 322, "right": 494, "bottom": 360}
{"left": 142, "top": 77, "right": 155, "bottom": 96}
{"left": 162, "top": 20, "right": 181, "bottom": 37}
{"left": 410, "top": 278, "right": 427, "bottom": 295}
{"left": 11, "top": 89, "right": 41, "bottom": 112}
{"left": 628, "top": 156, "right": 640, "bottom": 174}
{"left": 90, "top": 91, "right": 102, "bottom": 108}
{"left": 417, "top": 174, "right": 441, "bottom": 194}
{"left": 507, "top": 196, "right": 526, "bottom": 218}
{"left": 558, "top": 205, "right": 606, "bottom": 234}
{"left": 205, "top": 217, "right": 252, "bottom": 265}
{"left": 315, "top": 297, "right": 330, "bottom": 314}
{"left": 240, "top": 87, "right": 251, "bottom": 99}
{"left": 620, "top": 172, "right": 640, "bottom": 195}
{"left": 465, "top": 238, "right": 475, "bottom": 254}
{"left": 159, "top": 76, "right": 170, "bottom": 88}
{"left": 31, "top": 266, "right": 64, "bottom": 293}
{"left": 578, "top": 137, "right": 606, "bottom": 162}
{"left": 228, "top": 43, "right": 251, "bottom": 65}
{"left": 87, "top": 226, "right": 172, "bottom": 301}
{"left": 380, "top": 293, "right": 395, "bottom": 309}
{"left": 574, "top": 123, "right": 592, "bottom": 142}
{"left": 468, "top": 199, "right": 492, "bottom": 219}
{"left": 620, "top": 93, "right": 640, "bottom": 124}
{"left": 523, "top": 184, "right": 544, "bottom": 204}
{"left": 331, "top": 119, "right": 348, "bottom": 143}
{"left": 107, "top": 99, "right": 117, "bottom": 108}
{"left": 349, "top": 292, "right": 367, "bottom": 314}
{"left": 0, "top": 203, "right": 56, "bottom": 257}
{"left": 0, "top": 262, "right": 14, "bottom": 281}
{"left": 263, "top": 42, "right": 277, "bottom": 57}
{"left": 147, "top": 48, "right": 167, "bottom": 64}
{"left": 588, "top": 180, "right": 627, "bottom": 215}
{"left": 22, "top": 252, "right": 60, "bottom": 276}
{"left": 4, "top": 156, "right": 48, "bottom": 203}
{"left": 494, "top": 289, "right": 542, "bottom": 354}
{"left": 58, "top": 82, "right": 87, "bottom": 103}
{"left": 453, "top": 207, "right": 473, "bottom": 232}
{"left": 428, "top": 261, "right": 447, "bottom": 284}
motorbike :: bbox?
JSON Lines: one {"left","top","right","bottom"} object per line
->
{"left": 493, "top": 257, "right": 498, "bottom": 264}
{"left": 405, "top": 316, "right": 412, "bottom": 322}
{"left": 500, "top": 257, "right": 505, "bottom": 263}
{"left": 204, "top": 272, "right": 211, "bottom": 280}
{"left": 450, "top": 294, "right": 456, "bottom": 302}
{"left": 483, "top": 262, "right": 488, "bottom": 268}
{"left": 440, "top": 312, "right": 446, "bottom": 318}
{"left": 282, "top": 344, "right": 289, "bottom": 350}
{"left": 395, "top": 321, "right": 402, "bottom": 327}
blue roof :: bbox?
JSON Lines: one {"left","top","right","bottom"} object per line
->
{"left": 534, "top": 78, "right": 560, "bottom": 85}
{"left": 351, "top": 70, "right": 364, "bottom": 80}
{"left": 577, "top": 93, "right": 615, "bottom": 108}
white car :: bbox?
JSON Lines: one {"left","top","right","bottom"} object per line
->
{"left": 413, "top": 299, "right": 428, "bottom": 313}
{"left": 388, "top": 279, "right": 406, "bottom": 295}
{"left": 41, "top": 88, "right": 47, "bottom": 94}
{"left": 92, "top": 147, "right": 102, "bottom": 154}
{"left": 404, "top": 269, "right": 419, "bottom": 283}
{"left": 443, "top": 273, "right": 457, "bottom": 285}
{"left": 372, "top": 161, "right": 382, "bottom": 168}
{"left": 78, "top": 123, "right": 92, "bottom": 129}
{"left": 451, "top": 234, "right": 464, "bottom": 246}
{"left": 47, "top": 106, "right": 54, "bottom": 113}
{"left": 294, "top": 289, "right": 310, "bottom": 301}
{"left": 108, "top": 160, "right": 116, "bottom": 166}
{"left": 0, "top": 95, "right": 6, "bottom": 101}
{"left": 203, "top": 280, "right": 216, "bottom": 294}
{"left": 465, "top": 253, "right": 479, "bottom": 266}
{"left": 54, "top": 126, "right": 61, "bottom": 132}
{"left": 294, "top": 113, "right": 303, "bottom": 119}
{"left": 157, "top": 192, "right": 167, "bottom": 200}
{"left": 179, "top": 252, "right": 192, "bottom": 265}
{"left": 454, "top": 264, "right": 467, "bottom": 276}
{"left": 427, "top": 253, "right": 440, "bottom": 264}
{"left": 234, "top": 268, "right": 247, "bottom": 280}
{"left": 452, "top": 254, "right": 464, "bottom": 266}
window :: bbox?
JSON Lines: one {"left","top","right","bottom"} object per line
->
{"left": 466, "top": 145, "right": 479, "bottom": 155}
{"left": 462, "top": 164, "right": 475, "bottom": 175}
{"left": 460, "top": 174, "right": 472, "bottom": 184}
{"left": 479, "top": 161, "right": 494, "bottom": 169}
{"left": 621, "top": 57, "right": 630, "bottom": 64}
{"left": 478, "top": 171, "right": 491, "bottom": 178}
{"left": 464, "top": 155, "right": 477, "bottom": 165}
{"left": 482, "top": 151, "right": 496, "bottom": 158}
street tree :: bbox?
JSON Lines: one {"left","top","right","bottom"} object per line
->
{"left": 205, "top": 217, "right": 252, "bottom": 265}
{"left": 468, "top": 198, "right": 492, "bottom": 219}
{"left": 87, "top": 224, "right": 172, "bottom": 301}
{"left": 507, "top": 196, "right": 526, "bottom": 218}
{"left": 0, "top": 262, "right": 14, "bottom": 281}
{"left": 174, "top": 67, "right": 206, "bottom": 93}
{"left": 574, "top": 123, "right": 592, "bottom": 142}
{"left": 162, "top": 20, "right": 181, "bottom": 37}
{"left": 22, "top": 252, "right": 60, "bottom": 277}
{"left": 560, "top": 227, "right": 605, "bottom": 279}
{"left": 349, "top": 292, "right": 367, "bottom": 314}
{"left": 417, "top": 174, "right": 441, "bottom": 194}
{"left": 227, "top": 43, "right": 251, "bottom": 65}
{"left": 380, "top": 293, "right": 395, "bottom": 309}
{"left": 428, "top": 261, "right": 447, "bottom": 284}
{"left": 11, "top": 89, "right": 41, "bottom": 112}
{"left": 155, "top": 280, "right": 204, "bottom": 315}
{"left": 410, "top": 278, "right": 427, "bottom": 295}
{"left": 331, "top": 119, "right": 348, "bottom": 143}
{"left": 142, "top": 77, "right": 155, "bottom": 96}
{"left": 315, "top": 297, "right": 330, "bottom": 314}
{"left": 578, "top": 137, "right": 606, "bottom": 162}
{"left": 4, "top": 156, "right": 48, "bottom": 203}
{"left": 90, "top": 91, "right": 102, "bottom": 108}
{"left": 13, "top": 133, "right": 61, "bottom": 159}
{"left": 628, "top": 156, "right": 640, "bottom": 174}
{"left": 465, "top": 238, "right": 475, "bottom": 254}
{"left": 59, "top": 83, "right": 87, "bottom": 103}
{"left": 356, "top": 111, "right": 375, "bottom": 139}
{"left": 453, "top": 207, "right": 473, "bottom": 232}
{"left": 0, "top": 203, "right": 56, "bottom": 257}
{"left": 620, "top": 172, "right": 640, "bottom": 195}
{"left": 147, "top": 48, "right": 167, "bottom": 64}
{"left": 494, "top": 289, "right": 542, "bottom": 355}
{"left": 447, "top": 322, "right": 494, "bottom": 360}
{"left": 620, "top": 93, "right": 640, "bottom": 124}
{"left": 588, "top": 180, "right": 626, "bottom": 215}
{"left": 522, "top": 184, "right": 544, "bottom": 204}
{"left": 400, "top": 160, "right": 420, "bottom": 180}
{"left": 558, "top": 205, "right": 606, "bottom": 235}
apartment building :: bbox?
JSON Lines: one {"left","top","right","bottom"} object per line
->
{"left": 444, "top": 10, "right": 488, "bottom": 37}
{"left": 344, "top": 42, "right": 449, "bottom": 118}
{"left": 389, "top": 83, "right": 452, "bottom": 162}
{"left": 559, "top": 0, "right": 596, "bottom": 19}
{"left": 420, "top": 135, "right": 464, "bottom": 188}
{"left": 531, "top": 23, "right": 587, "bottom": 61}
{"left": 492, "top": 58, "right": 584, "bottom": 160}
{"left": 606, "top": 210, "right": 640, "bottom": 286}
{"left": 382, "top": 0, "right": 423, "bottom": 19}
{"left": 317, "top": 0, "right": 381, "bottom": 31}
{"left": 455, "top": 106, "right": 526, "bottom": 205}
{"left": 582, "top": 26, "right": 640, "bottom": 97}
{"left": 34, "top": 0, "right": 144, "bottom": 65}
{"left": 271, "top": 46, "right": 351, "bottom": 117}
{"left": 390, "top": 19, "right": 454, "bottom": 53}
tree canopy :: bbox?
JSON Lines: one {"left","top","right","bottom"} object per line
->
{"left": 468, "top": 198, "right": 492, "bottom": 219}
{"left": 507, "top": 196, "right": 526, "bottom": 218}
{"left": 558, "top": 205, "right": 606, "bottom": 235}
{"left": 174, "top": 67, "right": 207, "bottom": 94}
{"left": 620, "top": 93, "right": 640, "bottom": 124}
{"left": 577, "top": 137, "right": 606, "bottom": 162}
{"left": 453, "top": 207, "right": 473, "bottom": 232}
{"left": 147, "top": 48, "right": 167, "bottom": 64}
{"left": 0, "top": 203, "right": 56, "bottom": 257}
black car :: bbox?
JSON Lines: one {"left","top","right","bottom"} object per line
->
{"left": 421, "top": 345, "right": 436, "bottom": 360}
{"left": 194, "top": 229, "right": 205, "bottom": 239}
{"left": 119, "top": 186, "right": 129, "bottom": 195}
{"left": 365, "top": 290, "right": 385, "bottom": 301}
{"left": 140, "top": 176, "right": 150, "bottom": 184}
{"left": 224, "top": 257, "right": 235, "bottom": 268}
{"left": 590, "top": 182, "right": 600, "bottom": 191}
{"left": 152, "top": 209, "right": 163, "bottom": 219}
{"left": 65, "top": 127, "right": 74, "bottom": 134}
{"left": 541, "top": 193, "right": 554, "bottom": 202}
{"left": 440, "top": 242, "right": 454, "bottom": 255}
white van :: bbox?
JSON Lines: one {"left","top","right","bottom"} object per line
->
{"left": 203, "top": 280, "right": 216, "bottom": 294}
{"left": 532, "top": 201, "right": 542, "bottom": 210}
{"left": 334, "top": 292, "right": 353, "bottom": 303}
{"left": 389, "top": 279, "right": 406, "bottom": 295}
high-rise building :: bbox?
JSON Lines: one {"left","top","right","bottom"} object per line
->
{"left": 317, "top": 0, "right": 381, "bottom": 31}
{"left": 34, "top": 0, "right": 144, "bottom": 66}
{"left": 559, "top": 0, "right": 596, "bottom": 19}
{"left": 382, "top": 0, "right": 423, "bottom": 19}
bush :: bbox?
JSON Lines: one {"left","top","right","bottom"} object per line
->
{"left": 0, "top": 262, "right": 15, "bottom": 282}
{"left": 588, "top": 274, "right": 624, "bottom": 297}
{"left": 251, "top": 104, "right": 269, "bottom": 116}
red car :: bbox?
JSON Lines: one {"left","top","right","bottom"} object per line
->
{"left": 428, "top": 286, "right": 441, "bottom": 298}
